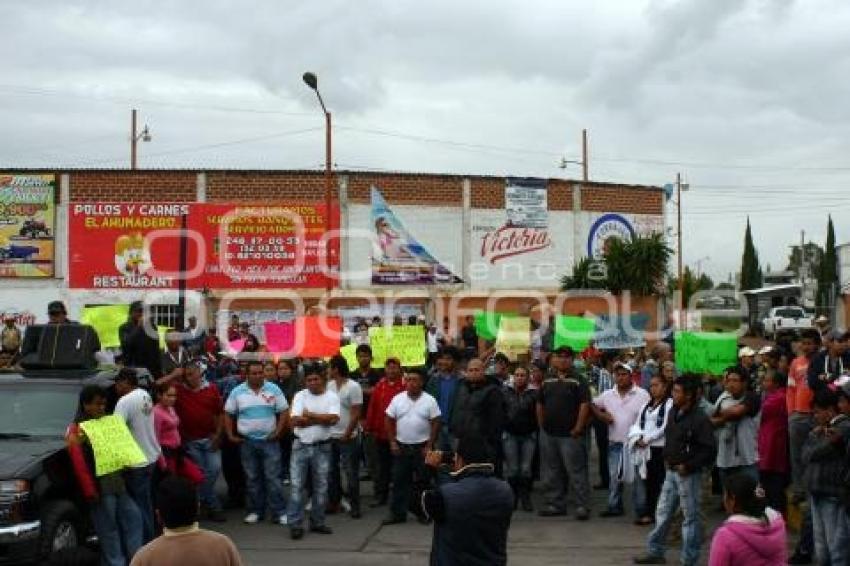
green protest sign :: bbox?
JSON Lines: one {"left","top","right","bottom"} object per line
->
{"left": 80, "top": 305, "right": 128, "bottom": 349}
{"left": 79, "top": 415, "right": 147, "bottom": 476}
{"left": 675, "top": 331, "right": 738, "bottom": 375}
{"left": 474, "top": 312, "right": 518, "bottom": 342}
{"left": 368, "top": 325, "right": 427, "bottom": 368}
{"left": 554, "top": 315, "right": 596, "bottom": 352}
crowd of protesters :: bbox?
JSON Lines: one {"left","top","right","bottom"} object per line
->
{"left": 21, "top": 300, "right": 850, "bottom": 565}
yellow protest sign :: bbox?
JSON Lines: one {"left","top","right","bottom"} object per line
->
{"left": 79, "top": 415, "right": 147, "bottom": 476}
{"left": 368, "top": 325, "right": 426, "bottom": 368}
{"left": 80, "top": 305, "right": 128, "bottom": 349}
{"left": 495, "top": 316, "right": 530, "bottom": 361}
{"left": 341, "top": 343, "right": 359, "bottom": 372}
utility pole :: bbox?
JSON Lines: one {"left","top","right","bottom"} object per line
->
{"left": 800, "top": 229, "right": 806, "bottom": 306}
{"left": 677, "top": 173, "right": 684, "bottom": 327}
{"left": 582, "top": 128, "right": 588, "bottom": 182}
{"left": 130, "top": 108, "right": 151, "bottom": 170}
{"left": 130, "top": 109, "right": 137, "bottom": 170}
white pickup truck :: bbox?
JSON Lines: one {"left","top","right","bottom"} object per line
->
{"left": 762, "top": 306, "right": 814, "bottom": 340}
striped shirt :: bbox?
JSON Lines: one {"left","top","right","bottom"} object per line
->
{"left": 224, "top": 381, "right": 288, "bottom": 440}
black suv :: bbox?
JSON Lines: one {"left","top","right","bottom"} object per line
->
{"left": 0, "top": 373, "right": 91, "bottom": 564}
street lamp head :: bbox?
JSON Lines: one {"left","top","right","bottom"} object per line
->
{"left": 302, "top": 72, "right": 318, "bottom": 91}
{"left": 141, "top": 125, "right": 152, "bottom": 143}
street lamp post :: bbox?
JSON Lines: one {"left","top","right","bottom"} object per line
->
{"left": 302, "top": 72, "right": 334, "bottom": 291}
{"left": 130, "top": 108, "right": 152, "bottom": 170}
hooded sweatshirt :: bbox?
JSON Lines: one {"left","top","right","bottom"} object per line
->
{"left": 708, "top": 508, "right": 787, "bottom": 566}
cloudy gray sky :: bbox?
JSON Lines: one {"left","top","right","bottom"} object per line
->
{"left": 2, "top": 0, "right": 849, "bottom": 282}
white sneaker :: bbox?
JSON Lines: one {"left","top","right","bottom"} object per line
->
{"left": 276, "top": 515, "right": 288, "bottom": 526}
{"left": 341, "top": 499, "right": 352, "bottom": 513}
{"left": 305, "top": 501, "right": 312, "bottom": 512}
{"left": 243, "top": 513, "right": 260, "bottom": 524}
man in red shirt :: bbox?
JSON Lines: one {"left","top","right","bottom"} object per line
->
{"left": 175, "top": 362, "right": 226, "bottom": 522}
{"left": 364, "top": 357, "right": 406, "bottom": 508}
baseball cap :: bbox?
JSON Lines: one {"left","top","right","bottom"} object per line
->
{"left": 614, "top": 361, "right": 633, "bottom": 373}
{"left": 757, "top": 346, "right": 773, "bottom": 356}
{"left": 738, "top": 346, "right": 756, "bottom": 358}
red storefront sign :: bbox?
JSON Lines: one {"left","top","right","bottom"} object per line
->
{"left": 68, "top": 202, "right": 339, "bottom": 289}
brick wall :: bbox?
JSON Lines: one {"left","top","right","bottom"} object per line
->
{"left": 5, "top": 168, "right": 663, "bottom": 212}
{"left": 206, "top": 171, "right": 325, "bottom": 202}
{"left": 69, "top": 171, "right": 197, "bottom": 202}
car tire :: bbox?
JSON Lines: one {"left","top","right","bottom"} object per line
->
{"left": 39, "top": 500, "right": 83, "bottom": 558}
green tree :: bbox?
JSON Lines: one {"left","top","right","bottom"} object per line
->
{"left": 604, "top": 233, "right": 672, "bottom": 296}
{"left": 560, "top": 257, "right": 608, "bottom": 290}
{"left": 561, "top": 233, "right": 672, "bottom": 296}
{"left": 740, "top": 218, "right": 763, "bottom": 290}
{"left": 786, "top": 242, "right": 824, "bottom": 278}
{"left": 668, "top": 268, "right": 714, "bottom": 308}
{"left": 817, "top": 215, "right": 837, "bottom": 314}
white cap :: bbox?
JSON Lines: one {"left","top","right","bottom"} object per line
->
{"left": 738, "top": 346, "right": 756, "bottom": 358}
{"left": 614, "top": 361, "right": 633, "bottom": 373}
{"left": 757, "top": 346, "right": 773, "bottom": 356}
{"left": 816, "top": 315, "right": 829, "bottom": 324}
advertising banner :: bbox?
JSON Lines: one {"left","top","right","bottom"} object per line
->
{"left": 196, "top": 203, "right": 337, "bottom": 289}
{"left": 69, "top": 203, "right": 189, "bottom": 289}
{"left": 371, "top": 187, "right": 461, "bottom": 285}
{"left": 69, "top": 202, "right": 339, "bottom": 289}
{"left": 0, "top": 174, "right": 55, "bottom": 277}
{"left": 505, "top": 178, "right": 547, "bottom": 228}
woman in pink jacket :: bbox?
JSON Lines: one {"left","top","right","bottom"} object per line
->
{"left": 708, "top": 472, "right": 787, "bottom": 566}
{"left": 758, "top": 369, "right": 790, "bottom": 517}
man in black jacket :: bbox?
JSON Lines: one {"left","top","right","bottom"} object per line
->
{"left": 422, "top": 434, "right": 513, "bottom": 566}
{"left": 449, "top": 359, "right": 504, "bottom": 470}
{"left": 119, "top": 301, "right": 162, "bottom": 379}
{"left": 807, "top": 330, "right": 850, "bottom": 392}
{"left": 634, "top": 374, "right": 716, "bottom": 566}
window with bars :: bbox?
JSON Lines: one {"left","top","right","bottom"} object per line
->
{"left": 150, "top": 304, "right": 180, "bottom": 330}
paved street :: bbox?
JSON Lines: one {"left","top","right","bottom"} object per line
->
{"left": 204, "top": 482, "right": 731, "bottom": 566}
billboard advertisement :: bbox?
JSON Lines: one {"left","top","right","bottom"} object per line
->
{"left": 370, "top": 187, "right": 461, "bottom": 285}
{"left": 197, "top": 203, "right": 337, "bottom": 289}
{"left": 68, "top": 202, "right": 339, "bottom": 289}
{"left": 0, "top": 174, "right": 55, "bottom": 277}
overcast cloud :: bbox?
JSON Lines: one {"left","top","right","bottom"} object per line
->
{"left": 2, "top": 0, "right": 849, "bottom": 282}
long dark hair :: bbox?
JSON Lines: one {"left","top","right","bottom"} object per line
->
{"left": 724, "top": 472, "right": 767, "bottom": 520}
{"left": 75, "top": 385, "right": 107, "bottom": 424}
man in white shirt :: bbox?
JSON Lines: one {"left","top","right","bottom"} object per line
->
{"left": 287, "top": 362, "right": 341, "bottom": 540}
{"left": 327, "top": 355, "right": 364, "bottom": 518}
{"left": 382, "top": 367, "right": 441, "bottom": 525}
{"left": 114, "top": 368, "right": 161, "bottom": 543}
{"left": 591, "top": 361, "right": 650, "bottom": 519}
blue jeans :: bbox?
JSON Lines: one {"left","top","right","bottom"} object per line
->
{"left": 288, "top": 439, "right": 332, "bottom": 527}
{"left": 90, "top": 492, "right": 143, "bottom": 566}
{"left": 185, "top": 438, "right": 222, "bottom": 511}
{"left": 647, "top": 470, "right": 703, "bottom": 566}
{"left": 607, "top": 443, "right": 643, "bottom": 516}
{"left": 124, "top": 463, "right": 156, "bottom": 543}
{"left": 241, "top": 438, "right": 285, "bottom": 518}
{"left": 503, "top": 432, "right": 536, "bottom": 479}
{"left": 811, "top": 495, "right": 850, "bottom": 566}
{"left": 330, "top": 437, "right": 361, "bottom": 509}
